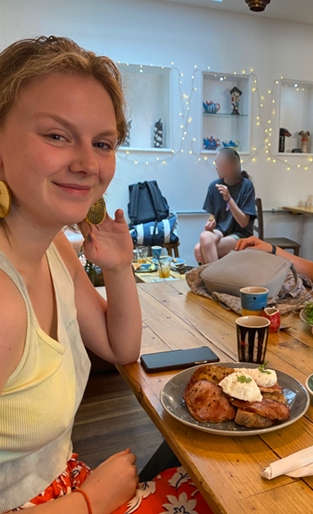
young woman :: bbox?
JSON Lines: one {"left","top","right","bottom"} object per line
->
{"left": 0, "top": 36, "right": 211, "bottom": 514}
{"left": 194, "top": 148, "right": 256, "bottom": 264}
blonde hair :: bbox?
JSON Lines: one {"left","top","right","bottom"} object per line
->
{"left": 0, "top": 35, "right": 127, "bottom": 145}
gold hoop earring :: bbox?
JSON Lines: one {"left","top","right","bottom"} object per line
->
{"left": 0, "top": 180, "right": 11, "bottom": 218}
{"left": 85, "top": 197, "right": 106, "bottom": 226}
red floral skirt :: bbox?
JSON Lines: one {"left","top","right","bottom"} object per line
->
{"left": 6, "top": 454, "right": 212, "bottom": 514}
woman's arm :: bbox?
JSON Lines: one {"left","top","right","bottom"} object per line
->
{"left": 227, "top": 197, "right": 250, "bottom": 228}
{"left": 55, "top": 209, "right": 142, "bottom": 365}
{"left": 215, "top": 184, "right": 250, "bottom": 228}
{"left": 236, "top": 236, "right": 313, "bottom": 280}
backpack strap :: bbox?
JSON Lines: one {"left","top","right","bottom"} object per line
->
{"left": 146, "top": 181, "right": 167, "bottom": 222}
{"left": 128, "top": 182, "right": 141, "bottom": 226}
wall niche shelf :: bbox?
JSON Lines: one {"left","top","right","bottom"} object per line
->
{"left": 118, "top": 147, "right": 173, "bottom": 154}
{"left": 117, "top": 63, "right": 172, "bottom": 152}
{"left": 276, "top": 78, "right": 313, "bottom": 156}
{"left": 203, "top": 113, "right": 248, "bottom": 118}
{"left": 202, "top": 72, "right": 251, "bottom": 154}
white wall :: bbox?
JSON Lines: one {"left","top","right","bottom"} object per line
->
{"left": 1, "top": 0, "right": 313, "bottom": 263}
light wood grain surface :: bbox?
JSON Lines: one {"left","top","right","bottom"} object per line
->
{"left": 97, "top": 282, "right": 313, "bottom": 513}
{"left": 283, "top": 205, "right": 313, "bottom": 215}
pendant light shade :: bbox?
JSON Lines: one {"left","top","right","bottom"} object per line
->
{"left": 245, "top": 0, "right": 271, "bottom": 12}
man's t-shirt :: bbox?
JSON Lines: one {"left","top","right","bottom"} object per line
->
{"left": 202, "top": 176, "right": 256, "bottom": 238}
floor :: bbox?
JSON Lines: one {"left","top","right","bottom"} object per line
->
{"left": 72, "top": 370, "right": 164, "bottom": 472}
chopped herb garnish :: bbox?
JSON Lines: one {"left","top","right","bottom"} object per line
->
{"left": 258, "top": 362, "right": 271, "bottom": 375}
{"left": 237, "top": 375, "right": 252, "bottom": 383}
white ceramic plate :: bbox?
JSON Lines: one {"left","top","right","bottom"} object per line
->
{"left": 300, "top": 309, "right": 313, "bottom": 333}
{"left": 300, "top": 308, "right": 313, "bottom": 325}
{"left": 160, "top": 362, "right": 310, "bottom": 436}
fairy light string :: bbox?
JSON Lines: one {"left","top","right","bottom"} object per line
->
{"left": 116, "top": 62, "right": 313, "bottom": 172}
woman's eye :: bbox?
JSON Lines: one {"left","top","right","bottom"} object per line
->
{"left": 47, "top": 133, "right": 66, "bottom": 141}
{"left": 94, "top": 141, "right": 112, "bottom": 150}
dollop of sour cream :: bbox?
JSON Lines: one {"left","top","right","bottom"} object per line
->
{"left": 237, "top": 367, "right": 277, "bottom": 388}
{"left": 219, "top": 371, "right": 262, "bottom": 402}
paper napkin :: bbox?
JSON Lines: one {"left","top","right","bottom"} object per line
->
{"left": 261, "top": 445, "right": 313, "bottom": 479}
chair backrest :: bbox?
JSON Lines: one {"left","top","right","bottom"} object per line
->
{"left": 253, "top": 198, "right": 265, "bottom": 240}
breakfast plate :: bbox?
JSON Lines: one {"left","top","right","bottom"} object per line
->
{"left": 160, "top": 362, "right": 310, "bottom": 436}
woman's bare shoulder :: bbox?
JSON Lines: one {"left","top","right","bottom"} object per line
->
{"left": 0, "top": 269, "right": 27, "bottom": 393}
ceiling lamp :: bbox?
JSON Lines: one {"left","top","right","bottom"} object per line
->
{"left": 245, "top": 0, "right": 271, "bottom": 12}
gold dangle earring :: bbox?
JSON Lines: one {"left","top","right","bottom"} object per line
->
{"left": 85, "top": 197, "right": 106, "bottom": 226}
{"left": 0, "top": 180, "right": 11, "bottom": 218}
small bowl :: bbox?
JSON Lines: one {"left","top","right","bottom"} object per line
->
{"left": 171, "top": 258, "right": 186, "bottom": 269}
{"left": 305, "top": 373, "right": 313, "bottom": 397}
{"left": 300, "top": 308, "right": 313, "bottom": 334}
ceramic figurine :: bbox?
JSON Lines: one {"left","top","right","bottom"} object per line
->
{"left": 203, "top": 136, "right": 220, "bottom": 151}
{"left": 203, "top": 101, "right": 220, "bottom": 114}
{"left": 222, "top": 140, "right": 240, "bottom": 149}
{"left": 154, "top": 118, "right": 163, "bottom": 148}
{"left": 299, "top": 130, "right": 310, "bottom": 153}
{"left": 230, "top": 86, "right": 242, "bottom": 115}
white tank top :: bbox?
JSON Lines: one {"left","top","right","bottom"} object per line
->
{"left": 0, "top": 243, "right": 91, "bottom": 512}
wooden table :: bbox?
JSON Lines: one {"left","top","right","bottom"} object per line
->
{"left": 134, "top": 269, "right": 185, "bottom": 283}
{"left": 283, "top": 205, "right": 313, "bottom": 215}
{"left": 97, "top": 281, "right": 313, "bottom": 513}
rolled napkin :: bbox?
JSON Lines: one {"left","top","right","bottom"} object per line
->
{"left": 261, "top": 445, "right": 313, "bottom": 479}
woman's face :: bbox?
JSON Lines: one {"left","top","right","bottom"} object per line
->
{"left": 215, "top": 153, "right": 236, "bottom": 180}
{"left": 0, "top": 73, "right": 117, "bottom": 230}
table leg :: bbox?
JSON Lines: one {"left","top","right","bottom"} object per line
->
{"left": 139, "top": 439, "right": 181, "bottom": 482}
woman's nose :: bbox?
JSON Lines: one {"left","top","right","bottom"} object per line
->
{"left": 69, "top": 145, "right": 99, "bottom": 175}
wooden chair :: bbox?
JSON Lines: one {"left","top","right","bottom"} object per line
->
{"left": 134, "top": 242, "right": 180, "bottom": 258}
{"left": 254, "top": 198, "right": 301, "bottom": 256}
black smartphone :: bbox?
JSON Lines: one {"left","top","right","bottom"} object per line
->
{"left": 140, "top": 346, "right": 220, "bottom": 373}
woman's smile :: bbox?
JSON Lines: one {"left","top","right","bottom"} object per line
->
{"left": 53, "top": 182, "right": 93, "bottom": 196}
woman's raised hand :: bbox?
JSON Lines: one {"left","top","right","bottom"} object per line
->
{"left": 215, "top": 183, "right": 230, "bottom": 202}
{"left": 79, "top": 209, "right": 133, "bottom": 271}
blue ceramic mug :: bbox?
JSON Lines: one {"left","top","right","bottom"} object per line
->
{"left": 240, "top": 286, "right": 269, "bottom": 316}
{"left": 151, "top": 245, "right": 162, "bottom": 259}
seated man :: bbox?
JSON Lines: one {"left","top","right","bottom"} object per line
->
{"left": 194, "top": 148, "right": 256, "bottom": 264}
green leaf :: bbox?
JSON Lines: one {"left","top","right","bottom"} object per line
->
{"left": 237, "top": 375, "right": 252, "bottom": 383}
{"left": 258, "top": 362, "right": 271, "bottom": 374}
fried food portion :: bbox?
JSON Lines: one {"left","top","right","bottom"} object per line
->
{"left": 229, "top": 398, "right": 290, "bottom": 421}
{"left": 186, "top": 364, "right": 235, "bottom": 388}
{"left": 183, "top": 379, "right": 235, "bottom": 423}
{"left": 235, "top": 409, "right": 273, "bottom": 428}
